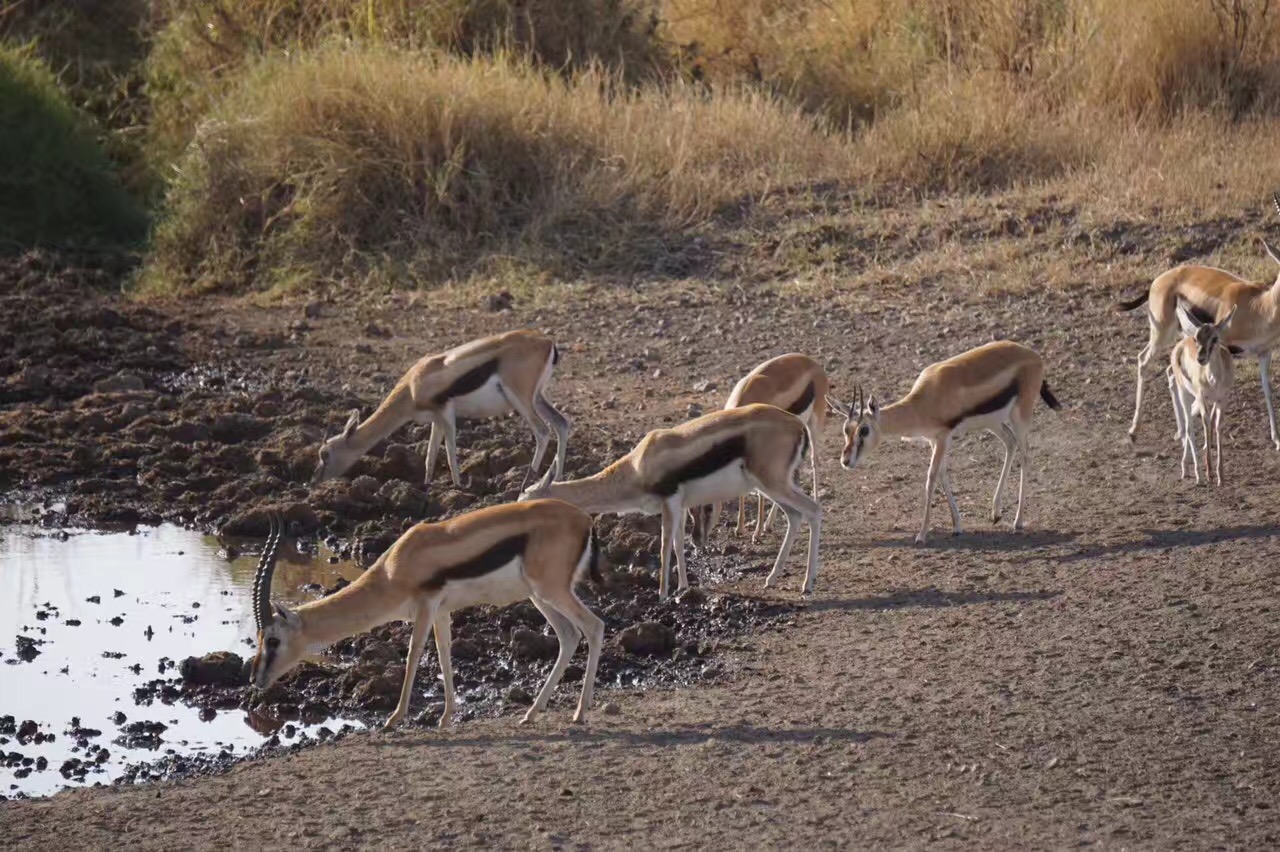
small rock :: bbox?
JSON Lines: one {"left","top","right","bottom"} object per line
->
{"left": 618, "top": 621, "right": 676, "bottom": 657}
{"left": 304, "top": 301, "right": 324, "bottom": 319}
{"left": 485, "top": 291, "right": 514, "bottom": 312}
{"left": 363, "top": 321, "right": 391, "bottom": 339}
{"left": 692, "top": 380, "right": 718, "bottom": 393}
{"left": 506, "top": 686, "right": 533, "bottom": 706}
{"left": 601, "top": 702, "right": 621, "bottom": 716}
{"left": 510, "top": 628, "right": 558, "bottom": 661}
{"left": 179, "top": 651, "right": 246, "bottom": 687}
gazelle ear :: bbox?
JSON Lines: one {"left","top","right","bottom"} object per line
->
{"left": 825, "top": 395, "right": 850, "bottom": 418}
{"left": 1217, "top": 305, "right": 1238, "bottom": 333}
{"left": 341, "top": 409, "right": 360, "bottom": 440}
{"left": 1175, "top": 301, "right": 1202, "bottom": 337}
{"left": 1262, "top": 237, "right": 1280, "bottom": 268}
{"left": 867, "top": 395, "right": 879, "bottom": 417}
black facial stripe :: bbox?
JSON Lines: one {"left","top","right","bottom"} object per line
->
{"left": 648, "top": 435, "right": 747, "bottom": 497}
{"left": 422, "top": 534, "right": 529, "bottom": 591}
{"left": 946, "top": 379, "right": 1019, "bottom": 429}
{"left": 433, "top": 358, "right": 499, "bottom": 405}
{"left": 786, "top": 381, "right": 816, "bottom": 416}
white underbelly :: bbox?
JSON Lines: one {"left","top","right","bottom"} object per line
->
{"left": 951, "top": 402, "right": 1015, "bottom": 437}
{"left": 679, "top": 461, "right": 752, "bottom": 504}
{"left": 439, "top": 559, "right": 530, "bottom": 611}
{"left": 453, "top": 376, "right": 512, "bottom": 419}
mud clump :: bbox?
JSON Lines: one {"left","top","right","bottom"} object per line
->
{"left": 180, "top": 652, "right": 247, "bottom": 687}
{"left": 618, "top": 622, "right": 676, "bottom": 657}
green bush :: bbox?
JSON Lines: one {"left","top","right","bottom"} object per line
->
{"left": 0, "top": 44, "right": 146, "bottom": 250}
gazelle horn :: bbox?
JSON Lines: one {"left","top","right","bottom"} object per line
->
{"left": 1272, "top": 192, "right": 1280, "bottom": 218}
{"left": 252, "top": 513, "right": 283, "bottom": 630}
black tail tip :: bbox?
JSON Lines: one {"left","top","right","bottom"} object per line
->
{"left": 1113, "top": 292, "right": 1150, "bottom": 313}
{"left": 587, "top": 526, "right": 604, "bottom": 586}
{"left": 1040, "top": 381, "right": 1062, "bottom": 410}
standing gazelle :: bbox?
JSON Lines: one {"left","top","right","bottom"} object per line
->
{"left": 692, "top": 353, "right": 828, "bottom": 546}
{"left": 312, "top": 330, "right": 571, "bottom": 489}
{"left": 832, "top": 341, "right": 1061, "bottom": 544}
{"left": 1168, "top": 302, "right": 1236, "bottom": 485}
{"left": 248, "top": 502, "right": 605, "bottom": 729}
{"left": 521, "top": 404, "right": 822, "bottom": 597}
{"left": 1118, "top": 207, "right": 1280, "bottom": 449}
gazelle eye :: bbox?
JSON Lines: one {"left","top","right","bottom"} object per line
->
{"left": 858, "top": 425, "right": 870, "bottom": 438}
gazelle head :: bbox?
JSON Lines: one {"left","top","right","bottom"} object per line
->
{"left": 312, "top": 409, "right": 362, "bottom": 484}
{"left": 828, "top": 385, "right": 881, "bottom": 470}
{"left": 1176, "top": 300, "right": 1236, "bottom": 366}
{"left": 247, "top": 514, "right": 305, "bottom": 689}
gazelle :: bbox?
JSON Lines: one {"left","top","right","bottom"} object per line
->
{"left": 691, "top": 353, "right": 828, "bottom": 547}
{"left": 1168, "top": 301, "right": 1236, "bottom": 485}
{"left": 521, "top": 404, "right": 822, "bottom": 597}
{"left": 1118, "top": 207, "right": 1280, "bottom": 450}
{"left": 248, "top": 503, "right": 605, "bottom": 730}
{"left": 312, "top": 330, "right": 571, "bottom": 490}
{"left": 832, "top": 341, "right": 1061, "bottom": 544}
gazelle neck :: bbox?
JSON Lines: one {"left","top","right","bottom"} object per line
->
{"left": 543, "top": 462, "right": 648, "bottom": 515}
{"left": 295, "top": 567, "right": 403, "bottom": 650}
{"left": 877, "top": 399, "right": 929, "bottom": 438}
{"left": 351, "top": 384, "right": 415, "bottom": 455}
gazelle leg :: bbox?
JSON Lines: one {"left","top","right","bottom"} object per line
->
{"left": 939, "top": 466, "right": 962, "bottom": 536}
{"left": 755, "top": 481, "right": 822, "bottom": 594}
{"left": 441, "top": 407, "right": 464, "bottom": 487}
{"left": 534, "top": 393, "right": 572, "bottom": 480}
{"left": 991, "top": 425, "right": 1017, "bottom": 523}
{"left": 507, "top": 390, "right": 551, "bottom": 490}
{"left": 535, "top": 589, "right": 605, "bottom": 723}
{"left": 1259, "top": 352, "right": 1280, "bottom": 450}
{"left": 1173, "top": 382, "right": 1191, "bottom": 479}
{"left": 1184, "top": 399, "right": 1203, "bottom": 485}
{"left": 423, "top": 423, "right": 442, "bottom": 486}
{"left": 434, "top": 612, "right": 455, "bottom": 727}
{"left": 1213, "top": 405, "right": 1223, "bottom": 486}
{"left": 735, "top": 496, "right": 746, "bottom": 536}
{"left": 659, "top": 500, "right": 677, "bottom": 599}
{"left": 667, "top": 496, "right": 691, "bottom": 593}
{"left": 1012, "top": 429, "right": 1030, "bottom": 531}
{"left": 1199, "top": 402, "right": 1211, "bottom": 481}
{"left": 386, "top": 596, "right": 438, "bottom": 729}
{"left": 751, "top": 493, "right": 765, "bottom": 542}
{"left": 917, "top": 439, "right": 948, "bottom": 544}
{"left": 522, "top": 599, "right": 580, "bottom": 723}
{"left": 1168, "top": 367, "right": 1187, "bottom": 452}
{"left": 1128, "top": 323, "right": 1160, "bottom": 441}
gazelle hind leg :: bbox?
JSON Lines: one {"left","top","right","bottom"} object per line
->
{"left": 441, "top": 408, "right": 464, "bottom": 487}
{"left": 991, "top": 424, "right": 1017, "bottom": 523}
{"left": 1213, "top": 405, "right": 1223, "bottom": 485}
{"left": 1259, "top": 352, "right": 1280, "bottom": 451}
{"left": 433, "top": 613, "right": 456, "bottom": 727}
{"left": 1012, "top": 428, "right": 1030, "bottom": 531}
{"left": 423, "top": 423, "right": 443, "bottom": 486}
{"left": 668, "top": 497, "right": 692, "bottom": 594}
{"left": 522, "top": 599, "right": 581, "bottom": 724}
{"left": 1128, "top": 322, "right": 1161, "bottom": 441}
{"left": 939, "top": 467, "right": 962, "bottom": 536}
{"left": 506, "top": 390, "right": 552, "bottom": 490}
{"left": 754, "top": 480, "right": 822, "bottom": 594}
{"left": 534, "top": 392, "right": 571, "bottom": 479}
{"left": 534, "top": 588, "right": 605, "bottom": 722}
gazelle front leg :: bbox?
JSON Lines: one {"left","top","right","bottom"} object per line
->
{"left": 534, "top": 393, "right": 571, "bottom": 480}
{"left": 1012, "top": 431, "right": 1030, "bottom": 530}
{"left": 440, "top": 406, "right": 464, "bottom": 488}
{"left": 665, "top": 496, "right": 691, "bottom": 594}
{"left": 1259, "top": 352, "right": 1280, "bottom": 450}
{"left": 423, "top": 423, "right": 443, "bottom": 486}
{"left": 507, "top": 391, "right": 551, "bottom": 490}
{"left": 658, "top": 500, "right": 677, "bottom": 599}
{"left": 1212, "top": 404, "right": 1223, "bottom": 485}
{"left": 386, "top": 596, "right": 438, "bottom": 730}
{"left": 917, "top": 439, "right": 948, "bottom": 544}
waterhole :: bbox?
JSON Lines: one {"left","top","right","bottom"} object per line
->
{"left": 0, "top": 520, "right": 365, "bottom": 798}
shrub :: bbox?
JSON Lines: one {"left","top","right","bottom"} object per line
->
{"left": 140, "top": 46, "right": 849, "bottom": 295}
{"left": 0, "top": 44, "right": 147, "bottom": 250}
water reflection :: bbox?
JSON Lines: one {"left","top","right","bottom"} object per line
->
{"left": 0, "top": 523, "right": 366, "bottom": 798}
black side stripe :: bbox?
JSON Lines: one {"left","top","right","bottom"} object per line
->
{"left": 648, "top": 435, "right": 747, "bottom": 497}
{"left": 946, "top": 380, "right": 1019, "bottom": 429}
{"left": 433, "top": 358, "right": 499, "bottom": 405}
{"left": 786, "top": 381, "right": 816, "bottom": 416}
{"left": 422, "top": 534, "right": 528, "bottom": 591}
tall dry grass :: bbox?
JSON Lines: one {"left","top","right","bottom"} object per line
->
{"left": 141, "top": 46, "right": 851, "bottom": 295}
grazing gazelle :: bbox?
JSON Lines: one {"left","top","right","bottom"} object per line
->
{"left": 692, "top": 353, "right": 828, "bottom": 547}
{"left": 248, "top": 503, "right": 604, "bottom": 730}
{"left": 312, "top": 330, "right": 571, "bottom": 489}
{"left": 832, "top": 341, "right": 1061, "bottom": 544}
{"left": 1168, "top": 301, "right": 1236, "bottom": 485}
{"left": 521, "top": 404, "right": 822, "bottom": 597}
{"left": 1118, "top": 211, "right": 1280, "bottom": 449}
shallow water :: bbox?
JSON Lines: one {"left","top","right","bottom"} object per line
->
{"left": 0, "top": 522, "right": 366, "bottom": 798}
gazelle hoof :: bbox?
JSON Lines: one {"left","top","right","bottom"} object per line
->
{"left": 383, "top": 713, "right": 404, "bottom": 731}
{"left": 1126, "top": 430, "right": 1137, "bottom": 443}
{"left": 914, "top": 533, "right": 928, "bottom": 545}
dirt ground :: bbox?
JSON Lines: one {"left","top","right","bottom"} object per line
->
{"left": 4, "top": 212, "right": 1280, "bottom": 848}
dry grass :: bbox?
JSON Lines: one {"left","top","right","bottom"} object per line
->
{"left": 139, "top": 46, "right": 851, "bottom": 295}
